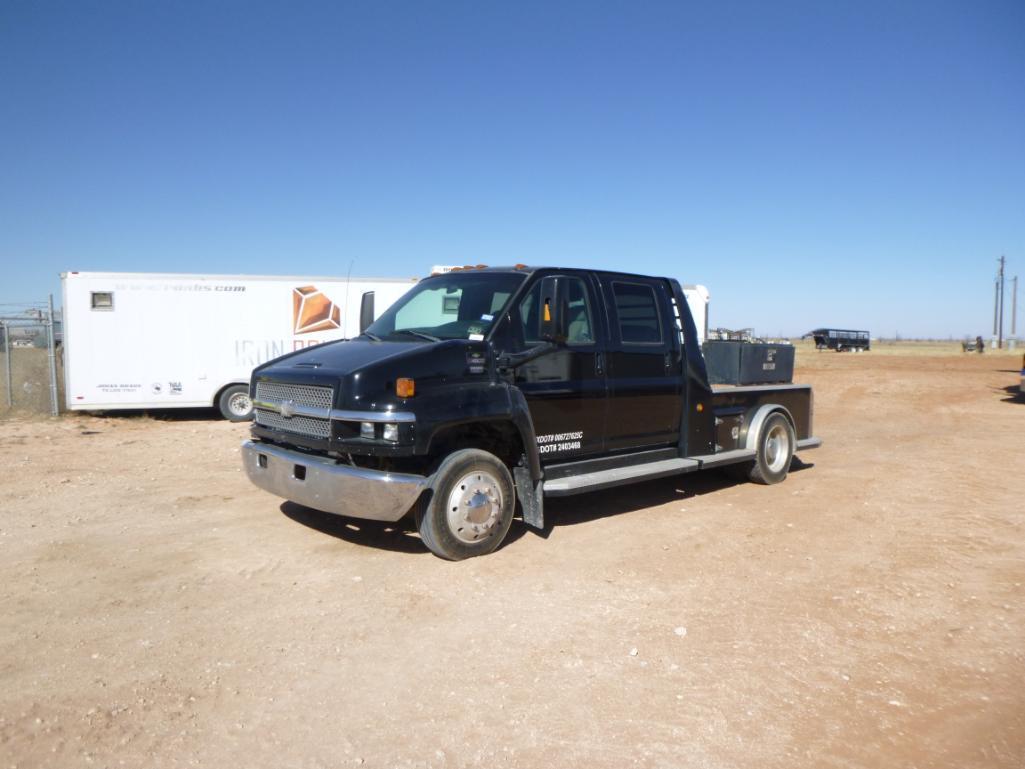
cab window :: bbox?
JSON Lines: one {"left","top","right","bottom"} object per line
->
{"left": 612, "top": 281, "right": 663, "bottom": 344}
{"left": 519, "top": 276, "right": 595, "bottom": 346}
{"left": 367, "top": 272, "right": 526, "bottom": 341}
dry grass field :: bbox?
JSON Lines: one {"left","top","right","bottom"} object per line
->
{"left": 791, "top": 338, "right": 1025, "bottom": 357}
{"left": 1, "top": 348, "right": 1023, "bottom": 768}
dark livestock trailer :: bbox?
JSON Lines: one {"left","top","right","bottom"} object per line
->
{"left": 806, "top": 328, "right": 870, "bottom": 352}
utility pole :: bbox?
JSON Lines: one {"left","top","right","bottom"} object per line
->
{"left": 1012, "top": 275, "right": 1018, "bottom": 338}
{"left": 1, "top": 320, "right": 10, "bottom": 408}
{"left": 46, "top": 294, "right": 59, "bottom": 416}
{"left": 995, "top": 255, "right": 1006, "bottom": 349}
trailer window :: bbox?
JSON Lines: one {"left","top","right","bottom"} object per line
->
{"left": 612, "top": 282, "right": 663, "bottom": 345}
{"left": 91, "top": 292, "right": 114, "bottom": 310}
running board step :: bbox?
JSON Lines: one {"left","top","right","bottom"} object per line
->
{"left": 542, "top": 457, "right": 700, "bottom": 496}
{"left": 541, "top": 438, "right": 821, "bottom": 497}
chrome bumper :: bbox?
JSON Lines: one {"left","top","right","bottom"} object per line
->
{"left": 241, "top": 440, "right": 429, "bottom": 522}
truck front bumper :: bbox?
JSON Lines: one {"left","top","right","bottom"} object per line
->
{"left": 241, "top": 440, "right": 430, "bottom": 522}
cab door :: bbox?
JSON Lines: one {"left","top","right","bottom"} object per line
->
{"left": 510, "top": 273, "right": 607, "bottom": 460}
{"left": 599, "top": 276, "right": 683, "bottom": 451}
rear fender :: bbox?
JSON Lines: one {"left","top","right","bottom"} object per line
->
{"left": 743, "top": 404, "right": 795, "bottom": 451}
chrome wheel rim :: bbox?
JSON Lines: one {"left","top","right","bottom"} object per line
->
{"left": 446, "top": 470, "right": 503, "bottom": 544}
{"left": 764, "top": 423, "right": 790, "bottom": 473}
{"left": 228, "top": 391, "right": 252, "bottom": 417}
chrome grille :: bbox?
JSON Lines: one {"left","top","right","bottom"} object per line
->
{"left": 253, "top": 410, "right": 331, "bottom": 439}
{"left": 254, "top": 381, "right": 333, "bottom": 410}
{"left": 254, "top": 380, "right": 334, "bottom": 439}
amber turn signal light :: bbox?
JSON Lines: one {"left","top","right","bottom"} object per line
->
{"left": 396, "top": 378, "right": 415, "bottom": 398}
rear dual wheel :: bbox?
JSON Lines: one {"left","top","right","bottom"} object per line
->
{"left": 748, "top": 412, "right": 795, "bottom": 484}
{"left": 416, "top": 449, "right": 515, "bottom": 560}
{"left": 730, "top": 412, "right": 795, "bottom": 485}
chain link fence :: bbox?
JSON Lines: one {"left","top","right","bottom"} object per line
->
{"left": 0, "top": 297, "right": 63, "bottom": 417}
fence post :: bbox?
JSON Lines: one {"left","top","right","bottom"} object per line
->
{"left": 1, "top": 321, "right": 10, "bottom": 408}
{"left": 47, "top": 294, "right": 59, "bottom": 416}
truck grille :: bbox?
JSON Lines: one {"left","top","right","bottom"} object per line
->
{"left": 254, "top": 410, "right": 332, "bottom": 439}
{"left": 254, "top": 381, "right": 334, "bottom": 410}
{"left": 254, "top": 381, "right": 334, "bottom": 440}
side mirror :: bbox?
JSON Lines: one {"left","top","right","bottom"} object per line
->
{"left": 537, "top": 277, "right": 568, "bottom": 344}
{"left": 359, "top": 291, "right": 375, "bottom": 333}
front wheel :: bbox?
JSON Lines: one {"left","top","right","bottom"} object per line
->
{"left": 416, "top": 449, "right": 515, "bottom": 560}
{"left": 218, "top": 384, "right": 254, "bottom": 422}
{"left": 747, "top": 412, "right": 796, "bottom": 485}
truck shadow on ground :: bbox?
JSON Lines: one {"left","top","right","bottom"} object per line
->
{"left": 537, "top": 457, "right": 815, "bottom": 538}
{"left": 280, "top": 502, "right": 429, "bottom": 555}
{"left": 998, "top": 383, "right": 1024, "bottom": 404}
{"left": 279, "top": 458, "right": 814, "bottom": 554}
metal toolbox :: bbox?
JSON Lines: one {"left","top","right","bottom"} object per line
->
{"left": 702, "top": 341, "right": 795, "bottom": 385}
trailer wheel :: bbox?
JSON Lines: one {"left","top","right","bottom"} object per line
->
{"left": 416, "top": 449, "right": 515, "bottom": 560}
{"left": 748, "top": 412, "right": 795, "bottom": 485}
{"left": 218, "top": 385, "right": 254, "bottom": 422}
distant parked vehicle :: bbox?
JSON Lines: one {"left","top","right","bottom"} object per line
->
{"left": 961, "top": 336, "right": 985, "bottom": 353}
{"left": 805, "top": 328, "right": 870, "bottom": 352}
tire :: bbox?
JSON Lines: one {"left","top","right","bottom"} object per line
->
{"left": 415, "top": 449, "right": 515, "bottom": 560}
{"left": 218, "top": 384, "right": 254, "bottom": 422}
{"left": 747, "top": 412, "right": 796, "bottom": 485}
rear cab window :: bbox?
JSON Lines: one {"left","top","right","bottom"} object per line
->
{"left": 611, "top": 281, "right": 664, "bottom": 345}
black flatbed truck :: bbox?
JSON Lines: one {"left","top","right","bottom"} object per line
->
{"left": 242, "top": 266, "right": 821, "bottom": 560}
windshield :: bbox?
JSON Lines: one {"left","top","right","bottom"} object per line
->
{"left": 366, "top": 272, "right": 527, "bottom": 342}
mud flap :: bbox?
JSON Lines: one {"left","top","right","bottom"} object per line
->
{"left": 513, "top": 466, "right": 544, "bottom": 530}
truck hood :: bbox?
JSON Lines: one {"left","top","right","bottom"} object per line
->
{"left": 258, "top": 338, "right": 428, "bottom": 374}
{"left": 252, "top": 337, "right": 490, "bottom": 410}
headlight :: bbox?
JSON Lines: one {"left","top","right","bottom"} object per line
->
{"left": 382, "top": 423, "right": 399, "bottom": 442}
{"left": 360, "top": 421, "right": 375, "bottom": 439}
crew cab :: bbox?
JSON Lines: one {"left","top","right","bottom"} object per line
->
{"left": 242, "top": 266, "right": 821, "bottom": 559}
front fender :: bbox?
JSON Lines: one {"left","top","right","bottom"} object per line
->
{"left": 414, "top": 382, "right": 541, "bottom": 481}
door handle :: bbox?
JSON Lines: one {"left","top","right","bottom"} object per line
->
{"left": 595, "top": 352, "right": 604, "bottom": 376}
{"left": 664, "top": 351, "right": 672, "bottom": 371}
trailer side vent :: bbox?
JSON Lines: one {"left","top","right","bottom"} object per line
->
{"left": 90, "top": 292, "right": 114, "bottom": 310}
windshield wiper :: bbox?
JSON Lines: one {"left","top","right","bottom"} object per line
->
{"left": 359, "top": 330, "right": 381, "bottom": 341}
{"left": 395, "top": 329, "right": 441, "bottom": 342}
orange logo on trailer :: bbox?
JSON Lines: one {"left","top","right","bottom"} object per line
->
{"left": 292, "top": 285, "right": 341, "bottom": 334}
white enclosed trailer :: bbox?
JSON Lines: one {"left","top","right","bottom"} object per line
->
{"left": 682, "top": 284, "right": 710, "bottom": 343}
{"left": 61, "top": 271, "right": 417, "bottom": 419}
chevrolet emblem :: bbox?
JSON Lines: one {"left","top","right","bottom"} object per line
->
{"left": 279, "top": 400, "right": 296, "bottom": 419}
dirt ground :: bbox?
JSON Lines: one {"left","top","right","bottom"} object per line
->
{"left": 1, "top": 352, "right": 1023, "bottom": 768}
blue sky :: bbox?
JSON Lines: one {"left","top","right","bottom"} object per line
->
{"left": 2, "top": 0, "right": 1023, "bottom": 337}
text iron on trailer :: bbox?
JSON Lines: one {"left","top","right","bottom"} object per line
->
{"left": 61, "top": 271, "right": 416, "bottom": 420}
{"left": 241, "top": 265, "right": 822, "bottom": 559}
